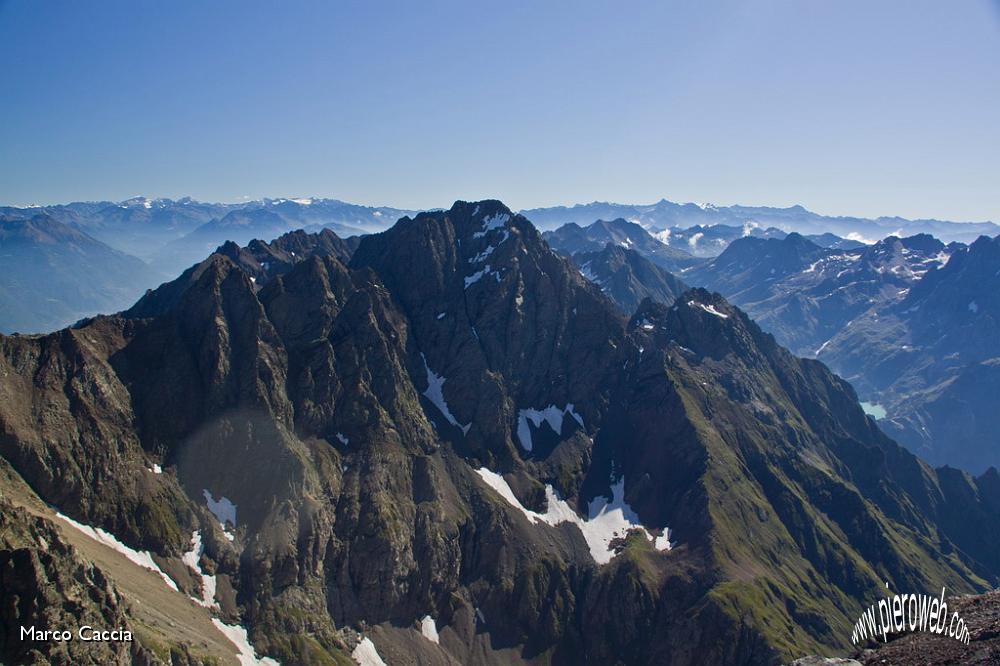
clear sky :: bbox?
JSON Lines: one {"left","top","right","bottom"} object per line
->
{"left": 1, "top": 0, "right": 998, "bottom": 221}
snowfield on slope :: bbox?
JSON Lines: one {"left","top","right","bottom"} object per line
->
{"left": 56, "top": 513, "right": 179, "bottom": 591}
{"left": 475, "top": 468, "right": 672, "bottom": 564}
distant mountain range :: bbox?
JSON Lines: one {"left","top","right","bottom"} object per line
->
{"left": 820, "top": 235, "right": 1000, "bottom": 473}
{"left": 0, "top": 196, "right": 415, "bottom": 272}
{"left": 542, "top": 218, "right": 702, "bottom": 272}
{"left": 523, "top": 199, "right": 998, "bottom": 244}
{"left": 563, "top": 224, "right": 1000, "bottom": 475}
{"left": 0, "top": 197, "right": 416, "bottom": 332}
{"left": 684, "top": 232, "right": 958, "bottom": 358}
{"left": 0, "top": 214, "right": 159, "bottom": 334}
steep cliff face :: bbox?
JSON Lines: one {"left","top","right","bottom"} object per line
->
{"left": 2, "top": 201, "right": 1000, "bottom": 665}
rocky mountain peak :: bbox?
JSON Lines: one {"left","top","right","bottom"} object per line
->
{"left": 631, "top": 288, "right": 769, "bottom": 363}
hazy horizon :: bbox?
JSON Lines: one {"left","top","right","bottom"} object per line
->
{"left": 2, "top": 1, "right": 998, "bottom": 222}
{"left": 4, "top": 192, "right": 997, "bottom": 226}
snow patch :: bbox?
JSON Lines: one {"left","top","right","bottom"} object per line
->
{"left": 150, "top": 463, "right": 162, "bottom": 474}
{"left": 56, "top": 513, "right": 178, "bottom": 591}
{"left": 482, "top": 212, "right": 509, "bottom": 231}
{"left": 464, "top": 264, "right": 500, "bottom": 287}
{"left": 212, "top": 619, "right": 279, "bottom": 665}
{"left": 689, "top": 301, "right": 728, "bottom": 319}
{"left": 474, "top": 469, "right": 672, "bottom": 565}
{"left": 336, "top": 433, "right": 349, "bottom": 445}
{"left": 470, "top": 244, "right": 496, "bottom": 263}
{"left": 436, "top": 312, "right": 446, "bottom": 320}
{"left": 182, "top": 531, "right": 218, "bottom": 608}
{"left": 352, "top": 637, "right": 387, "bottom": 666}
{"left": 472, "top": 213, "right": 510, "bottom": 239}
{"left": 421, "top": 354, "right": 471, "bottom": 435}
{"left": 516, "top": 405, "right": 584, "bottom": 452}
{"left": 420, "top": 615, "right": 440, "bottom": 644}
{"left": 203, "top": 490, "right": 237, "bottom": 528}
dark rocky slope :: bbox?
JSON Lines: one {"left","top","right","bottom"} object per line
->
{"left": 571, "top": 243, "right": 689, "bottom": 315}
{"left": 1, "top": 201, "right": 999, "bottom": 664}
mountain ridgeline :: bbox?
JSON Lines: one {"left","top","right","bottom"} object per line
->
{"left": 0, "top": 197, "right": 413, "bottom": 334}
{"left": 2, "top": 201, "right": 1000, "bottom": 665}
{"left": 524, "top": 199, "right": 998, "bottom": 244}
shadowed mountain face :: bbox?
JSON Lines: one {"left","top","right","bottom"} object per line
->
{"left": 571, "top": 243, "right": 689, "bottom": 315}
{"left": 215, "top": 227, "right": 360, "bottom": 285}
{"left": 2, "top": 201, "right": 1000, "bottom": 665}
{"left": 0, "top": 214, "right": 160, "bottom": 334}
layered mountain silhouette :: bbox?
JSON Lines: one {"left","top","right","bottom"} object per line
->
{"left": 0, "top": 198, "right": 413, "bottom": 334}
{"left": 149, "top": 200, "right": 405, "bottom": 276}
{"left": 3, "top": 201, "right": 1000, "bottom": 665}
{"left": 0, "top": 214, "right": 159, "bottom": 334}
{"left": 542, "top": 218, "right": 700, "bottom": 271}
{"left": 523, "top": 199, "right": 998, "bottom": 243}
{"left": 0, "top": 197, "right": 413, "bottom": 263}
{"left": 5, "top": 194, "right": 990, "bottom": 336}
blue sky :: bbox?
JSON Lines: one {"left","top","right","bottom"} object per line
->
{"left": 1, "top": 0, "right": 998, "bottom": 221}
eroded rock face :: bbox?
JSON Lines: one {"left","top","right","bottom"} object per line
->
{"left": 2, "top": 200, "right": 1000, "bottom": 664}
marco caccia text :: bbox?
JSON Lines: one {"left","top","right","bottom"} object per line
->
{"left": 21, "top": 625, "right": 133, "bottom": 642}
